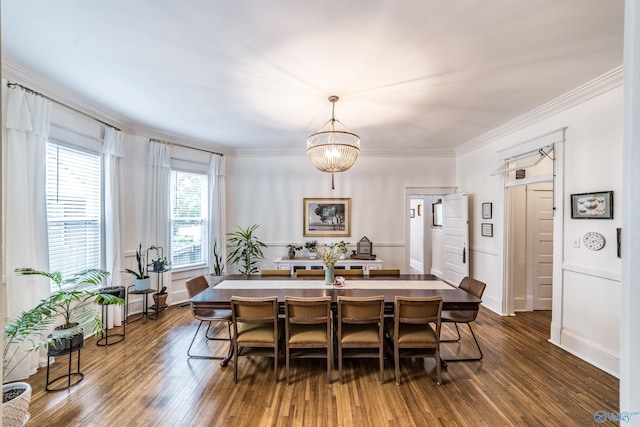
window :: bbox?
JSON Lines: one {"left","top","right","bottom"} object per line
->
{"left": 170, "top": 170, "right": 209, "bottom": 269}
{"left": 46, "top": 143, "right": 102, "bottom": 282}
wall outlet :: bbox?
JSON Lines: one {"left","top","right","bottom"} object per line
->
{"left": 573, "top": 237, "right": 580, "bottom": 248}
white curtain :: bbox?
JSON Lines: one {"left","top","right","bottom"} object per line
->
{"left": 103, "top": 127, "right": 125, "bottom": 327}
{"left": 143, "top": 141, "right": 171, "bottom": 296}
{"left": 208, "top": 154, "right": 227, "bottom": 274}
{"left": 4, "top": 87, "right": 52, "bottom": 380}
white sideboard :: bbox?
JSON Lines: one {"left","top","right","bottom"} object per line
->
{"left": 273, "top": 257, "right": 383, "bottom": 275}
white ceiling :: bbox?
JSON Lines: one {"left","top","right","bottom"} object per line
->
{"left": 2, "top": 1, "right": 625, "bottom": 155}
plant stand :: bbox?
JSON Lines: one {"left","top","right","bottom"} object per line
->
{"left": 46, "top": 335, "right": 84, "bottom": 392}
{"left": 126, "top": 286, "right": 158, "bottom": 322}
{"left": 97, "top": 286, "right": 126, "bottom": 346}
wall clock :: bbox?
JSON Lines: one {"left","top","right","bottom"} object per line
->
{"left": 583, "top": 232, "right": 605, "bottom": 251}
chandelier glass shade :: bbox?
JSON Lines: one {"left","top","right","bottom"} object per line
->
{"left": 307, "top": 96, "right": 360, "bottom": 174}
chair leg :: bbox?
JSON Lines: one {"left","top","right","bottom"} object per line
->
{"left": 379, "top": 346, "right": 384, "bottom": 384}
{"left": 394, "top": 344, "right": 400, "bottom": 385}
{"left": 442, "top": 323, "right": 483, "bottom": 362}
{"left": 285, "top": 344, "right": 290, "bottom": 385}
{"left": 233, "top": 339, "right": 239, "bottom": 383}
{"left": 274, "top": 341, "right": 278, "bottom": 383}
{"left": 338, "top": 344, "right": 343, "bottom": 384}
{"left": 188, "top": 321, "right": 230, "bottom": 360}
{"left": 440, "top": 322, "right": 462, "bottom": 343}
{"left": 435, "top": 348, "right": 442, "bottom": 385}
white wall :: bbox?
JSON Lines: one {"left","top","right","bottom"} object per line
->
{"left": 229, "top": 155, "right": 456, "bottom": 273}
{"left": 457, "top": 85, "right": 623, "bottom": 376}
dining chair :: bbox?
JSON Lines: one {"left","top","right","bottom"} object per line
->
{"left": 336, "top": 269, "right": 364, "bottom": 277}
{"left": 185, "top": 276, "right": 232, "bottom": 360}
{"left": 260, "top": 269, "right": 292, "bottom": 277}
{"left": 230, "top": 295, "right": 282, "bottom": 383}
{"left": 385, "top": 296, "right": 443, "bottom": 385}
{"left": 440, "top": 276, "right": 486, "bottom": 362}
{"left": 369, "top": 269, "right": 401, "bottom": 277}
{"left": 296, "top": 269, "right": 325, "bottom": 276}
{"left": 284, "top": 296, "right": 332, "bottom": 384}
{"left": 337, "top": 295, "right": 385, "bottom": 384}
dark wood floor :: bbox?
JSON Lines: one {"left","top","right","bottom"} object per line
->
{"left": 25, "top": 303, "right": 619, "bottom": 426}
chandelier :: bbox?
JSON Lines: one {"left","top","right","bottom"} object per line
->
{"left": 307, "top": 96, "right": 360, "bottom": 189}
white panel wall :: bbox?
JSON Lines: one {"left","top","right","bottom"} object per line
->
{"left": 457, "top": 85, "right": 623, "bottom": 376}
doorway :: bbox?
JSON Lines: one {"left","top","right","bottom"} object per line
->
{"left": 507, "top": 182, "right": 554, "bottom": 312}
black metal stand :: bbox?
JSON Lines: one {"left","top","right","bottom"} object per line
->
{"left": 46, "top": 337, "right": 84, "bottom": 391}
{"left": 126, "top": 286, "right": 158, "bottom": 322}
{"left": 97, "top": 286, "right": 126, "bottom": 346}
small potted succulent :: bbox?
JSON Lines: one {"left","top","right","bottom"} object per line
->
{"left": 286, "top": 243, "right": 302, "bottom": 259}
{"left": 152, "top": 286, "right": 168, "bottom": 310}
{"left": 305, "top": 240, "right": 319, "bottom": 259}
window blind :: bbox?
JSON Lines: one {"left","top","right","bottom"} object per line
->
{"left": 46, "top": 143, "right": 102, "bottom": 283}
{"left": 170, "top": 170, "right": 209, "bottom": 269}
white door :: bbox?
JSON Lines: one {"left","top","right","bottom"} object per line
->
{"left": 442, "top": 193, "right": 469, "bottom": 285}
{"left": 526, "top": 188, "right": 554, "bottom": 310}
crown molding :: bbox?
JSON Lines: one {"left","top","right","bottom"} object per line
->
{"left": 455, "top": 65, "right": 624, "bottom": 156}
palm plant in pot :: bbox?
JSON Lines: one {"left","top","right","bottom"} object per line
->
{"left": 226, "top": 224, "right": 267, "bottom": 274}
{"left": 4, "top": 268, "right": 123, "bottom": 425}
{"left": 124, "top": 243, "right": 150, "bottom": 290}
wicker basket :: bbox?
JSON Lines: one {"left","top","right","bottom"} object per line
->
{"left": 2, "top": 382, "right": 32, "bottom": 427}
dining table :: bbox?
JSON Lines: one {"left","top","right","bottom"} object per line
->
{"left": 189, "top": 273, "right": 481, "bottom": 366}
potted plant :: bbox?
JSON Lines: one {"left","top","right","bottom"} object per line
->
{"left": 148, "top": 245, "right": 170, "bottom": 273}
{"left": 305, "top": 240, "right": 319, "bottom": 259}
{"left": 226, "top": 224, "right": 267, "bottom": 275}
{"left": 286, "top": 243, "right": 302, "bottom": 259}
{"left": 336, "top": 241, "right": 349, "bottom": 259}
{"left": 5, "top": 267, "right": 123, "bottom": 420}
{"left": 124, "top": 243, "right": 150, "bottom": 290}
{"left": 152, "top": 286, "right": 168, "bottom": 310}
{"left": 212, "top": 240, "right": 225, "bottom": 276}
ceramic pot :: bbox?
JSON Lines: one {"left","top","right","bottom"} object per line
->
{"left": 134, "top": 277, "right": 151, "bottom": 291}
{"left": 2, "top": 382, "right": 32, "bottom": 427}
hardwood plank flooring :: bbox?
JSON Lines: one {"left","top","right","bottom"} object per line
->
{"left": 24, "top": 305, "right": 619, "bottom": 426}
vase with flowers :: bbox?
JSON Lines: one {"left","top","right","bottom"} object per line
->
{"left": 319, "top": 243, "right": 341, "bottom": 285}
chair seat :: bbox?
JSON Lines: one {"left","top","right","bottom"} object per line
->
{"left": 441, "top": 310, "right": 474, "bottom": 323}
{"left": 193, "top": 308, "right": 232, "bottom": 321}
{"left": 341, "top": 324, "right": 382, "bottom": 344}
{"left": 237, "top": 320, "right": 283, "bottom": 344}
{"left": 289, "top": 324, "right": 329, "bottom": 344}
{"left": 384, "top": 319, "right": 437, "bottom": 344}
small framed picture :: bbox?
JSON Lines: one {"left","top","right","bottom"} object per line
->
{"left": 481, "top": 223, "right": 493, "bottom": 237}
{"left": 570, "top": 191, "right": 613, "bottom": 219}
{"left": 409, "top": 208, "right": 415, "bottom": 218}
{"left": 482, "top": 202, "right": 492, "bottom": 219}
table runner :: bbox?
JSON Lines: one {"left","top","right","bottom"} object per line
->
{"left": 214, "top": 279, "right": 453, "bottom": 290}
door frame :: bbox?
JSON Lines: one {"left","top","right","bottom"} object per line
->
{"left": 502, "top": 135, "right": 564, "bottom": 344}
{"left": 404, "top": 187, "right": 457, "bottom": 274}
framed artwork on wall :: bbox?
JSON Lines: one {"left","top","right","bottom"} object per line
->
{"left": 570, "top": 191, "right": 613, "bottom": 219}
{"left": 481, "top": 223, "right": 493, "bottom": 237}
{"left": 482, "top": 202, "right": 492, "bottom": 219}
{"left": 303, "top": 198, "right": 351, "bottom": 237}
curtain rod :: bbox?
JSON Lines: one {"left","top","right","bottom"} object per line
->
{"left": 150, "top": 138, "right": 223, "bottom": 156}
{"left": 7, "top": 81, "right": 121, "bottom": 131}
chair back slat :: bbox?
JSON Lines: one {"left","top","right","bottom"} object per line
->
{"left": 260, "top": 269, "right": 291, "bottom": 277}
{"left": 369, "top": 269, "right": 400, "bottom": 277}
{"left": 459, "top": 277, "right": 486, "bottom": 299}
{"left": 185, "top": 275, "right": 209, "bottom": 298}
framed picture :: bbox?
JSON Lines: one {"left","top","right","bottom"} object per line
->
{"left": 570, "top": 191, "right": 613, "bottom": 219}
{"left": 303, "top": 198, "right": 351, "bottom": 237}
{"left": 482, "top": 202, "right": 492, "bottom": 219}
{"left": 481, "top": 223, "right": 493, "bottom": 237}
{"left": 409, "top": 208, "right": 415, "bottom": 218}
